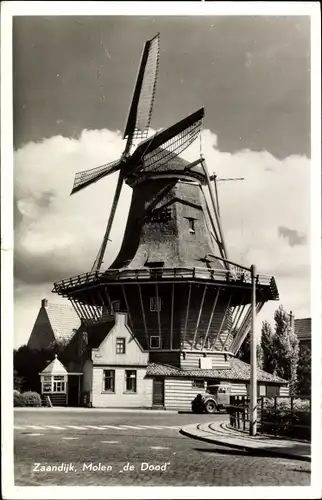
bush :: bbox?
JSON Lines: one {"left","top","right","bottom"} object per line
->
{"left": 20, "top": 391, "right": 42, "bottom": 407}
{"left": 261, "top": 397, "right": 311, "bottom": 440}
{"left": 14, "top": 391, "right": 24, "bottom": 407}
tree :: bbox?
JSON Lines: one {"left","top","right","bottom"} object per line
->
{"left": 272, "top": 305, "right": 299, "bottom": 394}
{"left": 297, "top": 346, "right": 311, "bottom": 396}
{"left": 13, "top": 339, "right": 69, "bottom": 393}
{"left": 258, "top": 320, "right": 274, "bottom": 372}
{"left": 237, "top": 334, "right": 250, "bottom": 363}
{"left": 238, "top": 333, "right": 262, "bottom": 366}
{"left": 259, "top": 305, "right": 299, "bottom": 395}
{"left": 13, "top": 369, "right": 25, "bottom": 392}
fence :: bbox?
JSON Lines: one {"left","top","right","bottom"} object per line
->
{"left": 228, "top": 395, "right": 311, "bottom": 440}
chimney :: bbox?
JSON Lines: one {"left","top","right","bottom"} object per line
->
{"left": 41, "top": 298, "right": 48, "bottom": 308}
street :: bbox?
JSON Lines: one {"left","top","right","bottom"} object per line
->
{"left": 14, "top": 409, "right": 310, "bottom": 486}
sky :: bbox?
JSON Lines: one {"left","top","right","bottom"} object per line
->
{"left": 12, "top": 14, "right": 312, "bottom": 348}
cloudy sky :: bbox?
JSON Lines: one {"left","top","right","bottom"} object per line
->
{"left": 13, "top": 14, "right": 311, "bottom": 348}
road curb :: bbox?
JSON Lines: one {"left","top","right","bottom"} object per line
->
{"left": 179, "top": 424, "right": 311, "bottom": 462}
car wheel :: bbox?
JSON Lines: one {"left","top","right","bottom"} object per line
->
{"left": 205, "top": 400, "right": 217, "bottom": 414}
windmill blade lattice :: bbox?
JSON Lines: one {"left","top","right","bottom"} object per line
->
{"left": 71, "top": 158, "right": 123, "bottom": 195}
{"left": 123, "top": 33, "right": 160, "bottom": 145}
{"left": 131, "top": 107, "right": 204, "bottom": 173}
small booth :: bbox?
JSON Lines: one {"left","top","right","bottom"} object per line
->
{"left": 40, "top": 354, "right": 83, "bottom": 406}
{"left": 40, "top": 354, "right": 69, "bottom": 406}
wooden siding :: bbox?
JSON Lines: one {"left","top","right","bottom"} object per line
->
{"left": 179, "top": 288, "right": 234, "bottom": 351}
{"left": 164, "top": 378, "right": 247, "bottom": 410}
{"left": 108, "top": 283, "right": 240, "bottom": 354}
{"left": 164, "top": 378, "right": 204, "bottom": 411}
{"left": 92, "top": 313, "right": 149, "bottom": 366}
{"left": 230, "top": 383, "right": 247, "bottom": 396}
{"left": 91, "top": 367, "right": 153, "bottom": 408}
{"left": 42, "top": 393, "right": 67, "bottom": 407}
{"left": 180, "top": 351, "right": 230, "bottom": 369}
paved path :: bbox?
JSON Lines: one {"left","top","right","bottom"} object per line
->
{"left": 14, "top": 423, "right": 181, "bottom": 432}
{"left": 180, "top": 421, "right": 311, "bottom": 461}
{"left": 13, "top": 411, "right": 311, "bottom": 486}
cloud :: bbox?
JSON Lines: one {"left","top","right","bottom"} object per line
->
{"left": 13, "top": 128, "right": 310, "bottom": 346}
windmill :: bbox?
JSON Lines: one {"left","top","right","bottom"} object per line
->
{"left": 70, "top": 33, "right": 205, "bottom": 271}
{"left": 53, "top": 33, "right": 278, "bottom": 360}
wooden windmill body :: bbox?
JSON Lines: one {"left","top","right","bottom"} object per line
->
{"left": 53, "top": 34, "right": 279, "bottom": 373}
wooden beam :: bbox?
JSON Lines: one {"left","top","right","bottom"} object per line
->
{"left": 70, "top": 299, "right": 83, "bottom": 322}
{"left": 202, "top": 287, "right": 221, "bottom": 350}
{"left": 221, "top": 293, "right": 246, "bottom": 351}
{"left": 233, "top": 302, "right": 265, "bottom": 354}
{"left": 121, "top": 285, "right": 133, "bottom": 331}
{"left": 82, "top": 303, "right": 94, "bottom": 323}
{"left": 155, "top": 282, "right": 162, "bottom": 341}
{"left": 211, "top": 292, "right": 232, "bottom": 350}
{"left": 102, "top": 287, "right": 114, "bottom": 314}
{"left": 230, "top": 303, "right": 253, "bottom": 352}
{"left": 213, "top": 174, "right": 221, "bottom": 219}
{"left": 138, "top": 284, "right": 149, "bottom": 349}
{"left": 93, "top": 172, "right": 124, "bottom": 271}
{"left": 182, "top": 283, "right": 192, "bottom": 348}
{"left": 76, "top": 300, "right": 91, "bottom": 324}
{"left": 170, "top": 283, "right": 175, "bottom": 350}
{"left": 201, "top": 185, "right": 224, "bottom": 260}
{"left": 201, "top": 158, "right": 228, "bottom": 261}
{"left": 87, "top": 303, "right": 100, "bottom": 321}
{"left": 191, "top": 284, "right": 208, "bottom": 349}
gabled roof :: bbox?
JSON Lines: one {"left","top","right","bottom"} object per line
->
{"left": 45, "top": 301, "right": 80, "bottom": 342}
{"left": 146, "top": 357, "right": 287, "bottom": 384}
{"left": 40, "top": 354, "right": 68, "bottom": 375}
{"left": 294, "top": 318, "right": 311, "bottom": 341}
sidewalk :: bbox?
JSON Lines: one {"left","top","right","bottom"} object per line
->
{"left": 180, "top": 421, "right": 311, "bottom": 462}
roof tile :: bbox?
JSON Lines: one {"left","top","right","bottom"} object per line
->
{"left": 146, "top": 357, "right": 287, "bottom": 384}
{"left": 46, "top": 302, "right": 80, "bottom": 342}
{"left": 294, "top": 318, "right": 311, "bottom": 340}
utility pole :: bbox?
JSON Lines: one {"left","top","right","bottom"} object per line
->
{"left": 249, "top": 264, "right": 257, "bottom": 436}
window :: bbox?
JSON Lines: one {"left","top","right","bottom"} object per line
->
{"left": 53, "top": 375, "right": 65, "bottom": 393}
{"left": 150, "top": 296, "right": 161, "bottom": 312}
{"left": 259, "top": 384, "right": 267, "bottom": 396}
{"left": 43, "top": 375, "right": 52, "bottom": 393}
{"left": 187, "top": 217, "right": 195, "bottom": 234}
{"left": 125, "top": 370, "right": 137, "bottom": 393}
{"left": 192, "top": 380, "right": 204, "bottom": 389}
{"left": 103, "top": 370, "right": 115, "bottom": 392}
{"left": 116, "top": 337, "right": 126, "bottom": 354}
{"left": 150, "top": 336, "right": 160, "bottom": 349}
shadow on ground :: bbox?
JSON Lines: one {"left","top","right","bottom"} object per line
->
{"left": 193, "top": 447, "right": 266, "bottom": 457}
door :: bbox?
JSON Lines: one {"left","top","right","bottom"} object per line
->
{"left": 68, "top": 375, "right": 81, "bottom": 406}
{"left": 152, "top": 378, "right": 164, "bottom": 406}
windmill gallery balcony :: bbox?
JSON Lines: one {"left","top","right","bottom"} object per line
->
{"left": 52, "top": 262, "right": 278, "bottom": 356}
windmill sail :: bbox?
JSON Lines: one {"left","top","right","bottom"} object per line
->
{"left": 71, "top": 158, "right": 123, "bottom": 195}
{"left": 130, "top": 107, "right": 204, "bottom": 173}
{"left": 123, "top": 33, "right": 160, "bottom": 148}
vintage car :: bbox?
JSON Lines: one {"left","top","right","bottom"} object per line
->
{"left": 191, "top": 384, "right": 231, "bottom": 413}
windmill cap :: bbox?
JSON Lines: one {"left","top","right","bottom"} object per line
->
{"left": 126, "top": 152, "right": 206, "bottom": 187}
